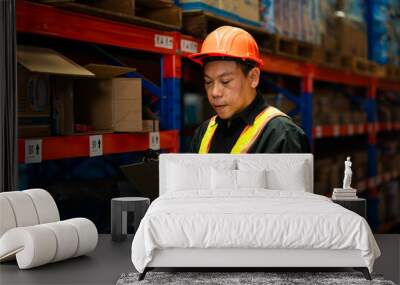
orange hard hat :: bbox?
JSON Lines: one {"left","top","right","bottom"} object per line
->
{"left": 189, "top": 26, "right": 264, "bottom": 68}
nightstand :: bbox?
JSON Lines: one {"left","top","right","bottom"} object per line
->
{"left": 111, "top": 197, "right": 150, "bottom": 242}
{"left": 331, "top": 198, "right": 366, "bottom": 219}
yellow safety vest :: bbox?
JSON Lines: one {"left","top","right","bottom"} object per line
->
{"left": 198, "top": 106, "right": 289, "bottom": 154}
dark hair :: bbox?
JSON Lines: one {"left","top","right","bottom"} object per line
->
{"left": 202, "top": 56, "right": 256, "bottom": 76}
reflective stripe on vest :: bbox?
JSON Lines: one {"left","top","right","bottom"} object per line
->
{"left": 198, "top": 106, "right": 289, "bottom": 154}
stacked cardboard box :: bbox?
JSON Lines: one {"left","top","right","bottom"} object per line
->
{"left": 378, "top": 138, "right": 400, "bottom": 174}
{"left": 180, "top": 0, "right": 260, "bottom": 25}
{"left": 76, "top": 0, "right": 182, "bottom": 28}
{"left": 378, "top": 93, "right": 400, "bottom": 123}
{"left": 17, "top": 65, "right": 52, "bottom": 138}
{"left": 17, "top": 46, "right": 148, "bottom": 139}
{"left": 319, "top": 0, "right": 367, "bottom": 59}
{"left": 17, "top": 46, "right": 95, "bottom": 138}
{"left": 74, "top": 64, "right": 142, "bottom": 134}
{"left": 336, "top": 18, "right": 368, "bottom": 58}
{"left": 377, "top": 134, "right": 400, "bottom": 226}
{"left": 313, "top": 87, "right": 367, "bottom": 125}
{"left": 237, "top": 0, "right": 260, "bottom": 24}
{"left": 83, "top": 0, "right": 136, "bottom": 15}
{"left": 323, "top": 19, "right": 367, "bottom": 58}
{"left": 260, "top": 0, "right": 320, "bottom": 45}
{"left": 368, "top": 0, "right": 400, "bottom": 65}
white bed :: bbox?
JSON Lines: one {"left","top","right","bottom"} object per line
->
{"left": 131, "top": 154, "right": 380, "bottom": 280}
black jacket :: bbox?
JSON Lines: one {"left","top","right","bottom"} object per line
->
{"left": 189, "top": 94, "right": 310, "bottom": 153}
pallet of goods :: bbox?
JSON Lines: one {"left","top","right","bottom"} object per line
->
{"left": 29, "top": 0, "right": 182, "bottom": 30}
{"left": 275, "top": 36, "right": 316, "bottom": 61}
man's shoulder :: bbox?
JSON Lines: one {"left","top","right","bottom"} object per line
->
{"left": 267, "top": 115, "right": 306, "bottom": 135}
{"left": 189, "top": 119, "right": 211, "bottom": 153}
{"left": 195, "top": 118, "right": 211, "bottom": 135}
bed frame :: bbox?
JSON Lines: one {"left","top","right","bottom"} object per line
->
{"left": 138, "top": 154, "right": 371, "bottom": 281}
{"left": 139, "top": 248, "right": 371, "bottom": 280}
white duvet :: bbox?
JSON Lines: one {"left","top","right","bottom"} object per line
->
{"left": 131, "top": 190, "right": 380, "bottom": 273}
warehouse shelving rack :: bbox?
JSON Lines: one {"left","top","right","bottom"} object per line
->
{"left": 16, "top": 1, "right": 400, "bottom": 230}
{"left": 16, "top": 0, "right": 182, "bottom": 161}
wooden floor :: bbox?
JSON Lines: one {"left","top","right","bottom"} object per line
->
{"left": 0, "top": 234, "right": 398, "bottom": 285}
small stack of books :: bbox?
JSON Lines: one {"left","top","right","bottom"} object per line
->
{"left": 332, "top": 188, "right": 358, "bottom": 200}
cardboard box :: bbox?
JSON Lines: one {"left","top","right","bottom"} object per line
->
{"left": 180, "top": 0, "right": 219, "bottom": 8}
{"left": 17, "top": 46, "right": 94, "bottom": 138}
{"left": 74, "top": 64, "right": 142, "bottom": 133}
{"left": 336, "top": 18, "right": 368, "bottom": 58}
{"left": 218, "top": 0, "right": 237, "bottom": 14}
{"left": 17, "top": 65, "right": 50, "bottom": 117}
{"left": 18, "top": 125, "right": 51, "bottom": 138}
{"left": 142, "top": 120, "right": 160, "bottom": 132}
{"left": 18, "top": 116, "right": 51, "bottom": 138}
{"left": 83, "top": 0, "right": 135, "bottom": 15}
{"left": 234, "top": 0, "right": 260, "bottom": 23}
{"left": 17, "top": 65, "right": 52, "bottom": 138}
{"left": 52, "top": 77, "right": 75, "bottom": 135}
{"left": 18, "top": 46, "right": 142, "bottom": 136}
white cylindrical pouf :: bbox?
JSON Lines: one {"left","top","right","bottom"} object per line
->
{"left": 65, "top": 218, "right": 98, "bottom": 257}
{"left": 1, "top": 192, "right": 39, "bottom": 227}
{"left": 0, "top": 226, "right": 57, "bottom": 269}
{"left": 0, "top": 196, "right": 17, "bottom": 237}
{"left": 42, "top": 221, "right": 79, "bottom": 263}
{"left": 24, "top": 189, "right": 60, "bottom": 224}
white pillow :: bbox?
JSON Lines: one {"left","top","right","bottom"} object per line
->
{"left": 238, "top": 159, "right": 309, "bottom": 192}
{"left": 236, "top": 169, "right": 267, "bottom": 189}
{"left": 211, "top": 168, "right": 237, "bottom": 190}
{"left": 167, "top": 162, "right": 211, "bottom": 191}
{"left": 265, "top": 163, "right": 307, "bottom": 191}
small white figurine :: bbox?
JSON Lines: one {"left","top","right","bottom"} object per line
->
{"left": 343, "top": 157, "right": 353, "bottom": 190}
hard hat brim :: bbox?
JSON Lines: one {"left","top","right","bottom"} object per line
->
{"left": 189, "top": 52, "right": 264, "bottom": 68}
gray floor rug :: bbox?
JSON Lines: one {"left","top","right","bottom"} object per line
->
{"left": 116, "top": 271, "right": 396, "bottom": 285}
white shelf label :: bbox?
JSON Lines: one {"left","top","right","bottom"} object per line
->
{"left": 89, "top": 135, "right": 103, "bottom": 157}
{"left": 149, "top": 132, "right": 160, "bottom": 150}
{"left": 180, "top": 39, "right": 198, "bottom": 53}
{"left": 25, "top": 139, "right": 42, "bottom": 164}
{"left": 374, "top": 123, "right": 379, "bottom": 132}
{"left": 333, "top": 125, "right": 340, "bottom": 137}
{"left": 357, "top": 124, "right": 364, "bottom": 134}
{"left": 368, "top": 177, "right": 377, "bottom": 188}
{"left": 315, "top": 126, "right": 322, "bottom": 138}
{"left": 368, "top": 124, "right": 373, "bottom": 133}
{"left": 348, "top": 124, "right": 354, "bottom": 135}
{"left": 155, "top": 34, "right": 173, "bottom": 49}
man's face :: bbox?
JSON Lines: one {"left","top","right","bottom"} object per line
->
{"left": 203, "top": 60, "right": 259, "bottom": 119}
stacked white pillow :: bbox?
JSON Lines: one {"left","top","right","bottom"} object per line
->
{"left": 166, "top": 158, "right": 310, "bottom": 193}
{"left": 212, "top": 168, "right": 267, "bottom": 190}
{"left": 166, "top": 160, "right": 236, "bottom": 192}
{"left": 237, "top": 159, "right": 310, "bottom": 192}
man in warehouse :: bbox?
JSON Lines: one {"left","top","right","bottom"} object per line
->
{"left": 188, "top": 25, "right": 310, "bottom": 153}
